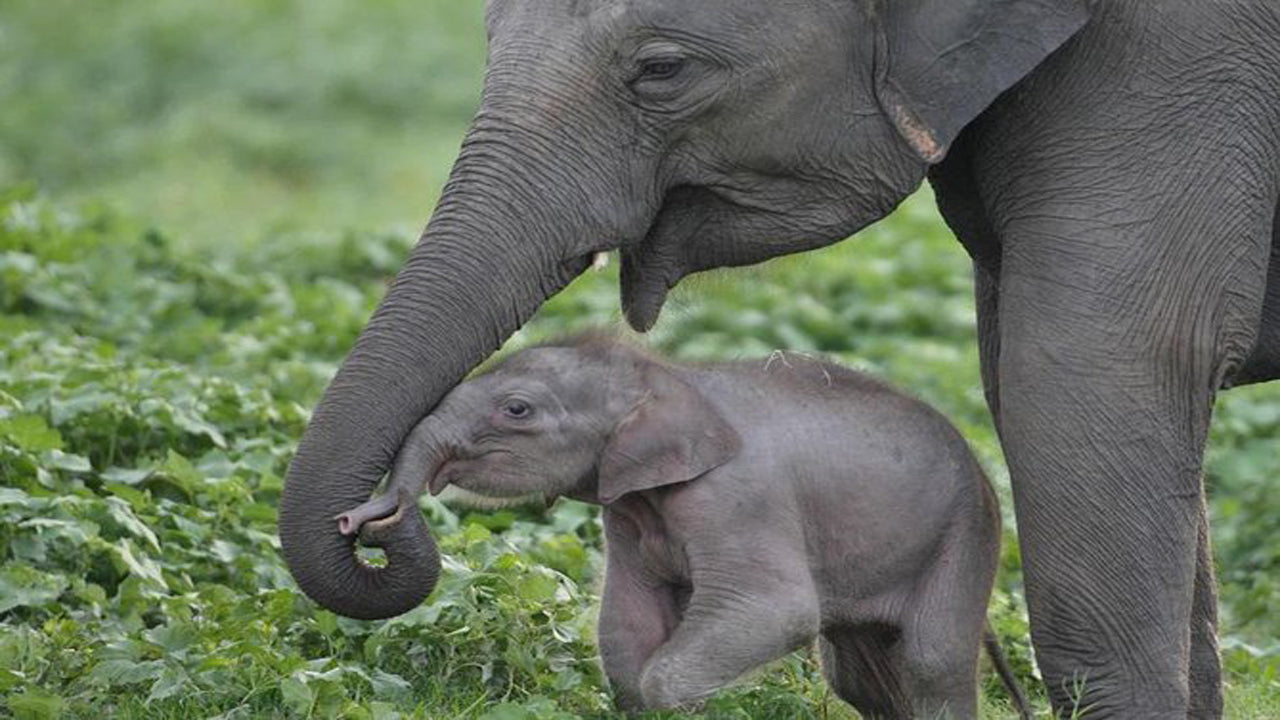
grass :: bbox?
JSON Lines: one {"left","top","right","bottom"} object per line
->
{"left": 1, "top": 0, "right": 1278, "bottom": 717}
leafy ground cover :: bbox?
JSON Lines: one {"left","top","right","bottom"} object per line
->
{"left": 2, "top": 186, "right": 1278, "bottom": 719}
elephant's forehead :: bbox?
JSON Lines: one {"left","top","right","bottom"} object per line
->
{"left": 495, "top": 347, "right": 583, "bottom": 375}
{"left": 496, "top": 0, "right": 773, "bottom": 27}
{"left": 492, "top": 0, "right": 619, "bottom": 21}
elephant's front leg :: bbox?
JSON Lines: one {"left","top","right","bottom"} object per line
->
{"left": 637, "top": 575, "right": 820, "bottom": 710}
{"left": 1188, "top": 494, "right": 1223, "bottom": 719}
{"left": 598, "top": 513, "right": 681, "bottom": 712}
{"left": 992, "top": 217, "right": 1267, "bottom": 717}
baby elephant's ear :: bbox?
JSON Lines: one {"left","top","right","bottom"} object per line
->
{"left": 597, "top": 365, "right": 740, "bottom": 504}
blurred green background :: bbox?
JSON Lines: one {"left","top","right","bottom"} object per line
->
{"left": 1, "top": 1, "right": 1276, "bottom": 718}
{"left": 1, "top": 0, "right": 486, "bottom": 250}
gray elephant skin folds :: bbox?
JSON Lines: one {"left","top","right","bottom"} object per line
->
{"left": 336, "top": 336, "right": 1025, "bottom": 717}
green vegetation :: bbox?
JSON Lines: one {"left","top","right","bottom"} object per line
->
{"left": 1, "top": 1, "right": 1277, "bottom": 718}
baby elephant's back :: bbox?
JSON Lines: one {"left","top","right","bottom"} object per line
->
{"left": 698, "top": 355, "right": 993, "bottom": 597}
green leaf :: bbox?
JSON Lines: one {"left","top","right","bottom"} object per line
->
{"left": 0, "top": 486, "right": 31, "bottom": 506}
{"left": 173, "top": 408, "right": 227, "bottom": 448}
{"left": 6, "top": 688, "right": 64, "bottom": 720}
{"left": 146, "top": 665, "right": 188, "bottom": 703}
{"left": 368, "top": 702, "right": 403, "bottom": 720}
{"left": 462, "top": 523, "right": 492, "bottom": 544}
{"left": 144, "top": 623, "right": 196, "bottom": 655}
{"left": 314, "top": 610, "right": 338, "bottom": 637}
{"left": 156, "top": 450, "right": 201, "bottom": 497}
{"left": 101, "top": 467, "right": 152, "bottom": 485}
{"left": 367, "top": 669, "right": 410, "bottom": 699}
{"left": 0, "top": 564, "right": 68, "bottom": 613}
{"left": 42, "top": 449, "right": 91, "bottom": 472}
{"left": 0, "top": 415, "right": 62, "bottom": 452}
{"left": 91, "top": 658, "right": 165, "bottom": 687}
{"left": 281, "top": 674, "right": 314, "bottom": 715}
{"left": 0, "top": 668, "right": 23, "bottom": 693}
{"left": 109, "top": 539, "right": 166, "bottom": 588}
{"left": 515, "top": 572, "right": 560, "bottom": 603}
{"left": 478, "top": 704, "right": 534, "bottom": 720}
{"left": 104, "top": 498, "right": 160, "bottom": 550}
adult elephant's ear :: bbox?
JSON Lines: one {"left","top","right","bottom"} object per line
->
{"left": 597, "top": 363, "right": 740, "bottom": 504}
{"left": 872, "top": 0, "right": 1091, "bottom": 163}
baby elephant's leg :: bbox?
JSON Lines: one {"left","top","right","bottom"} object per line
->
{"left": 638, "top": 584, "right": 820, "bottom": 710}
{"left": 819, "top": 625, "right": 912, "bottom": 719}
{"left": 895, "top": 526, "right": 995, "bottom": 719}
{"left": 598, "top": 577, "right": 681, "bottom": 711}
{"left": 598, "top": 518, "right": 682, "bottom": 712}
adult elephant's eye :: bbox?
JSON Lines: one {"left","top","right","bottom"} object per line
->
{"left": 502, "top": 400, "right": 533, "bottom": 419}
{"left": 638, "top": 57, "right": 686, "bottom": 82}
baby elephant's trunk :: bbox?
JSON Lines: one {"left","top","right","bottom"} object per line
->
{"left": 336, "top": 416, "right": 456, "bottom": 539}
{"left": 983, "top": 625, "right": 1034, "bottom": 720}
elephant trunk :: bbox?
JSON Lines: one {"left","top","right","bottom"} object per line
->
{"left": 278, "top": 119, "right": 598, "bottom": 620}
{"left": 334, "top": 416, "right": 458, "bottom": 538}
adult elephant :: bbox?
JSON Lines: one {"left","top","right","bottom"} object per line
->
{"left": 278, "top": 0, "right": 1280, "bottom": 716}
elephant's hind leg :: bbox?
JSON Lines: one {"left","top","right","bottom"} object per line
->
{"left": 819, "top": 624, "right": 911, "bottom": 719}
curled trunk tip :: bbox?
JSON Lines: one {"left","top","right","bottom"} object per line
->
{"left": 335, "top": 493, "right": 400, "bottom": 537}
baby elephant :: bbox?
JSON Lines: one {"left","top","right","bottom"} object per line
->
{"left": 337, "top": 336, "right": 1027, "bottom": 718}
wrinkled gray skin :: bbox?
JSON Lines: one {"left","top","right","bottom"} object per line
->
{"left": 339, "top": 338, "right": 1008, "bottom": 717}
{"left": 277, "top": 0, "right": 1280, "bottom": 715}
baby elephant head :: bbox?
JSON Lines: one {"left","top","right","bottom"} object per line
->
{"left": 335, "top": 338, "right": 740, "bottom": 537}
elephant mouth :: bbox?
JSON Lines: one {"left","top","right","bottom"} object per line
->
{"left": 441, "top": 485, "right": 552, "bottom": 510}
{"left": 428, "top": 460, "right": 463, "bottom": 496}
{"left": 430, "top": 450, "right": 518, "bottom": 496}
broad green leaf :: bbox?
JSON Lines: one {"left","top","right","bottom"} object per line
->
{"left": 109, "top": 539, "right": 166, "bottom": 587}
{"left": 6, "top": 688, "right": 64, "bottom": 720}
{"left": 314, "top": 610, "right": 338, "bottom": 637}
{"left": 90, "top": 658, "right": 164, "bottom": 687}
{"left": 101, "top": 467, "right": 152, "bottom": 485}
{"left": 156, "top": 450, "right": 201, "bottom": 497}
{"left": 173, "top": 408, "right": 227, "bottom": 448}
{"left": 368, "top": 702, "right": 403, "bottom": 720}
{"left": 0, "top": 415, "right": 61, "bottom": 452}
{"left": 0, "top": 668, "right": 23, "bottom": 692}
{"left": 281, "top": 675, "right": 314, "bottom": 715}
{"left": 146, "top": 665, "right": 188, "bottom": 703}
{"left": 0, "top": 564, "right": 68, "bottom": 613}
{"left": 42, "top": 449, "right": 91, "bottom": 472}
{"left": 0, "top": 486, "right": 30, "bottom": 506}
{"left": 104, "top": 498, "right": 160, "bottom": 550}
{"left": 478, "top": 703, "right": 534, "bottom": 720}
{"left": 144, "top": 623, "right": 195, "bottom": 655}
{"left": 515, "top": 572, "right": 559, "bottom": 603}
{"left": 367, "top": 669, "right": 410, "bottom": 699}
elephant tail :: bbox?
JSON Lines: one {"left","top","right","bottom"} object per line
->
{"left": 984, "top": 623, "right": 1034, "bottom": 720}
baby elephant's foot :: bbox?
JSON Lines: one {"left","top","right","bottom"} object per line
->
{"left": 638, "top": 657, "right": 711, "bottom": 712}
{"left": 610, "top": 686, "right": 646, "bottom": 717}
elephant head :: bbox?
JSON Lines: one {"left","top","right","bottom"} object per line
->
{"left": 278, "top": 0, "right": 1089, "bottom": 620}
{"left": 332, "top": 338, "right": 739, "bottom": 539}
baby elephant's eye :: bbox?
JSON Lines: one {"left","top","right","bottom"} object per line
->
{"left": 502, "top": 400, "right": 533, "bottom": 419}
